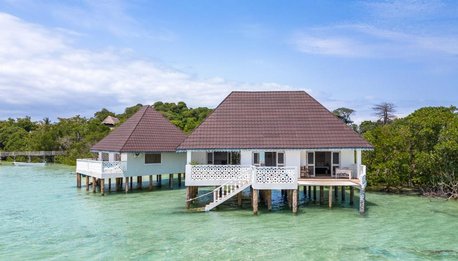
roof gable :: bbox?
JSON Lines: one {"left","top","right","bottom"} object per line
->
{"left": 178, "top": 91, "right": 373, "bottom": 150}
{"left": 92, "top": 106, "right": 187, "bottom": 152}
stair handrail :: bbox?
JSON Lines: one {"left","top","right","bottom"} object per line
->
{"left": 186, "top": 166, "right": 253, "bottom": 202}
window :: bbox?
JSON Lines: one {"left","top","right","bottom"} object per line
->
{"left": 207, "top": 152, "right": 213, "bottom": 164}
{"left": 115, "top": 153, "right": 121, "bottom": 161}
{"left": 307, "top": 152, "right": 314, "bottom": 165}
{"left": 277, "top": 152, "right": 285, "bottom": 166}
{"left": 332, "top": 152, "right": 340, "bottom": 165}
{"left": 230, "top": 152, "right": 240, "bottom": 165}
{"left": 253, "top": 152, "right": 259, "bottom": 165}
{"left": 145, "top": 153, "right": 161, "bottom": 164}
{"left": 102, "top": 153, "right": 109, "bottom": 161}
{"left": 214, "top": 152, "right": 228, "bottom": 165}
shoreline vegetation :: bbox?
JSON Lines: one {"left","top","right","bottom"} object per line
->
{"left": 0, "top": 102, "right": 456, "bottom": 199}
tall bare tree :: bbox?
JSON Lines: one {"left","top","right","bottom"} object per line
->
{"left": 373, "top": 102, "right": 396, "bottom": 124}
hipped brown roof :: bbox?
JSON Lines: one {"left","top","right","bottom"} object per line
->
{"left": 92, "top": 106, "right": 186, "bottom": 152}
{"left": 178, "top": 91, "right": 373, "bottom": 150}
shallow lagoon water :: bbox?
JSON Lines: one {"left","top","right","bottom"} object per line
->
{"left": 1, "top": 165, "right": 458, "bottom": 260}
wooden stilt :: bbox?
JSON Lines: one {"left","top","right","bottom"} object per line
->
{"left": 76, "top": 173, "right": 81, "bottom": 188}
{"left": 359, "top": 188, "right": 366, "bottom": 214}
{"left": 237, "top": 192, "right": 243, "bottom": 207}
{"left": 178, "top": 173, "right": 182, "bottom": 187}
{"left": 267, "top": 190, "right": 272, "bottom": 211}
{"left": 308, "top": 186, "right": 312, "bottom": 199}
{"left": 186, "top": 186, "right": 191, "bottom": 209}
{"left": 169, "top": 174, "right": 173, "bottom": 189}
{"left": 86, "top": 176, "right": 89, "bottom": 191}
{"left": 341, "top": 186, "right": 345, "bottom": 202}
{"left": 252, "top": 189, "right": 258, "bottom": 215}
{"left": 125, "top": 177, "right": 129, "bottom": 193}
{"left": 328, "top": 186, "right": 333, "bottom": 208}
{"left": 149, "top": 175, "right": 153, "bottom": 190}
{"left": 313, "top": 186, "right": 317, "bottom": 201}
{"left": 319, "top": 186, "right": 324, "bottom": 205}
{"left": 92, "top": 177, "right": 97, "bottom": 193}
{"left": 158, "top": 175, "right": 162, "bottom": 187}
{"left": 100, "top": 179, "right": 105, "bottom": 196}
{"left": 334, "top": 186, "right": 338, "bottom": 200}
{"left": 130, "top": 177, "right": 133, "bottom": 189}
{"left": 287, "top": 190, "right": 292, "bottom": 208}
{"left": 292, "top": 189, "right": 298, "bottom": 214}
{"left": 137, "top": 176, "right": 142, "bottom": 190}
{"left": 303, "top": 186, "right": 307, "bottom": 198}
{"left": 350, "top": 187, "right": 354, "bottom": 205}
{"left": 108, "top": 178, "right": 111, "bottom": 192}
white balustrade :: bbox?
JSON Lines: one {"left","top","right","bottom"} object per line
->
{"left": 186, "top": 165, "right": 252, "bottom": 186}
{"left": 76, "top": 159, "right": 126, "bottom": 178}
{"left": 252, "top": 166, "right": 298, "bottom": 189}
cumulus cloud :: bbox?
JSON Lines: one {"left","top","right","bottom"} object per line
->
{"left": 0, "top": 13, "right": 296, "bottom": 119}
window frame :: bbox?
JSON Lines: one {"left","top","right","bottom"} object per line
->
{"left": 145, "top": 153, "right": 162, "bottom": 165}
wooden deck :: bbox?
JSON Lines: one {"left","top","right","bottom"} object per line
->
{"left": 298, "top": 177, "right": 361, "bottom": 187}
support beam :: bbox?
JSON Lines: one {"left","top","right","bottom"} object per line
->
{"left": 292, "top": 189, "right": 298, "bottom": 214}
{"left": 108, "top": 178, "right": 111, "bottom": 192}
{"left": 137, "top": 176, "right": 142, "bottom": 190}
{"left": 76, "top": 173, "right": 81, "bottom": 188}
{"left": 130, "top": 177, "right": 133, "bottom": 190}
{"left": 328, "top": 186, "right": 333, "bottom": 208}
{"left": 86, "top": 176, "right": 89, "bottom": 191}
{"left": 334, "top": 186, "right": 338, "bottom": 201}
{"left": 158, "top": 175, "right": 162, "bottom": 187}
{"left": 350, "top": 187, "right": 354, "bottom": 205}
{"left": 125, "top": 177, "right": 129, "bottom": 193}
{"left": 341, "top": 186, "right": 346, "bottom": 202}
{"left": 252, "top": 189, "right": 258, "bottom": 215}
{"left": 178, "top": 173, "right": 182, "bottom": 187}
{"left": 237, "top": 192, "right": 242, "bottom": 207}
{"left": 312, "top": 186, "right": 316, "bottom": 201}
{"left": 266, "top": 190, "right": 272, "bottom": 211}
{"left": 319, "top": 186, "right": 324, "bottom": 205}
{"left": 149, "top": 175, "right": 153, "bottom": 191}
{"left": 169, "top": 174, "right": 173, "bottom": 189}
{"left": 186, "top": 186, "right": 191, "bottom": 209}
{"left": 303, "top": 186, "right": 307, "bottom": 198}
{"left": 92, "top": 177, "right": 97, "bottom": 193}
{"left": 287, "top": 190, "right": 292, "bottom": 208}
{"left": 100, "top": 179, "right": 105, "bottom": 196}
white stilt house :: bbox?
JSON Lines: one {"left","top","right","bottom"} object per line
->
{"left": 178, "top": 91, "right": 373, "bottom": 213}
{"left": 76, "top": 106, "right": 187, "bottom": 193}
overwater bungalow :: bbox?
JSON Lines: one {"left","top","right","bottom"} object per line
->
{"left": 178, "top": 91, "right": 373, "bottom": 214}
{"left": 76, "top": 106, "right": 187, "bottom": 194}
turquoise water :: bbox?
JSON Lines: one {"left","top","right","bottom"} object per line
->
{"left": 1, "top": 165, "right": 458, "bottom": 260}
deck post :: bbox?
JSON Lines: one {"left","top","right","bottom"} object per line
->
{"left": 237, "top": 192, "right": 242, "bottom": 207}
{"left": 309, "top": 186, "right": 312, "bottom": 200}
{"left": 252, "top": 189, "right": 258, "bottom": 215}
{"left": 303, "top": 186, "right": 307, "bottom": 198}
{"left": 319, "top": 186, "right": 324, "bottom": 205}
{"left": 178, "top": 173, "right": 182, "bottom": 187}
{"left": 169, "top": 174, "right": 173, "bottom": 189}
{"left": 76, "top": 173, "right": 81, "bottom": 188}
{"left": 328, "top": 186, "right": 333, "bottom": 208}
{"left": 313, "top": 186, "right": 317, "bottom": 201}
{"left": 100, "top": 179, "right": 105, "bottom": 196}
{"left": 137, "top": 176, "right": 142, "bottom": 190}
{"left": 341, "top": 186, "right": 345, "bottom": 202}
{"left": 125, "top": 177, "right": 129, "bottom": 193}
{"left": 287, "top": 190, "right": 292, "bottom": 208}
{"left": 130, "top": 177, "right": 133, "bottom": 189}
{"left": 350, "top": 187, "right": 354, "bottom": 205}
{"left": 158, "top": 175, "right": 162, "bottom": 187}
{"left": 92, "top": 177, "right": 97, "bottom": 193}
{"left": 359, "top": 188, "right": 366, "bottom": 214}
{"left": 86, "top": 176, "right": 89, "bottom": 191}
{"left": 108, "top": 178, "right": 111, "bottom": 192}
{"left": 267, "top": 190, "right": 272, "bottom": 211}
{"left": 292, "top": 189, "right": 298, "bottom": 214}
{"left": 334, "top": 186, "right": 338, "bottom": 201}
{"left": 149, "top": 175, "right": 153, "bottom": 190}
{"left": 186, "top": 186, "right": 191, "bottom": 209}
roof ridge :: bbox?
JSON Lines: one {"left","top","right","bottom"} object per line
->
{"left": 120, "top": 106, "right": 149, "bottom": 152}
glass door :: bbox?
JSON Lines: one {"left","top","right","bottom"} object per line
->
{"left": 307, "top": 152, "right": 315, "bottom": 177}
{"left": 264, "top": 152, "right": 277, "bottom": 166}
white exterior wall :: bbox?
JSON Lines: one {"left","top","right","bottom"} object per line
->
{"left": 285, "top": 150, "right": 301, "bottom": 178}
{"left": 300, "top": 150, "right": 307, "bottom": 166}
{"left": 340, "top": 149, "right": 355, "bottom": 168}
{"left": 241, "top": 150, "right": 252, "bottom": 165}
{"left": 123, "top": 152, "right": 186, "bottom": 177}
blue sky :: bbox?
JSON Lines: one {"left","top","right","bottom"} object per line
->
{"left": 0, "top": 0, "right": 457, "bottom": 123}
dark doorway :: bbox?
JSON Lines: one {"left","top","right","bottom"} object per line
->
{"left": 265, "top": 152, "right": 277, "bottom": 166}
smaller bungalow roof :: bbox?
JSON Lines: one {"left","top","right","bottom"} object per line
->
{"left": 102, "top": 115, "right": 120, "bottom": 125}
{"left": 92, "top": 106, "right": 186, "bottom": 153}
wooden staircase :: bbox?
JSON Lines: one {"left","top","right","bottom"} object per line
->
{"left": 204, "top": 179, "right": 252, "bottom": 211}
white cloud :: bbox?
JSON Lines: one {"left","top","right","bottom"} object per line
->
{"left": 292, "top": 24, "right": 458, "bottom": 58}
{"left": 0, "top": 13, "right": 296, "bottom": 119}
